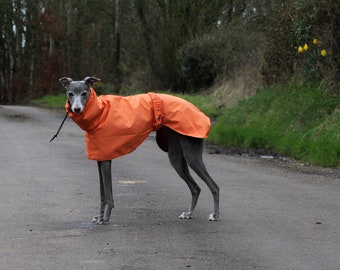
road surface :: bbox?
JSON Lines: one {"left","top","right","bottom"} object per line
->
{"left": 0, "top": 105, "right": 339, "bottom": 270}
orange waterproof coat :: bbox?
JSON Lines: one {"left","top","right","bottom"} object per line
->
{"left": 66, "top": 88, "right": 211, "bottom": 161}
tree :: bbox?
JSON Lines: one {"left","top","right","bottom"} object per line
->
{"left": 1, "top": 0, "right": 337, "bottom": 104}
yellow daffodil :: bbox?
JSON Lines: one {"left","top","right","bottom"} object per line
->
{"left": 321, "top": 49, "right": 327, "bottom": 57}
{"left": 313, "top": 39, "right": 319, "bottom": 45}
{"left": 303, "top": 44, "right": 308, "bottom": 51}
{"left": 298, "top": 46, "right": 304, "bottom": 53}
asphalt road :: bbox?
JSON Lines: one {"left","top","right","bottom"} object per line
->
{"left": 0, "top": 105, "right": 339, "bottom": 270}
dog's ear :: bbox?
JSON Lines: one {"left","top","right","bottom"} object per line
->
{"left": 84, "top": 77, "right": 101, "bottom": 87}
{"left": 59, "top": 77, "right": 73, "bottom": 89}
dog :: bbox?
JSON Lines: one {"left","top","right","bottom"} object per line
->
{"left": 59, "top": 76, "right": 219, "bottom": 224}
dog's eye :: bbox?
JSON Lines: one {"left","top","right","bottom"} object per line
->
{"left": 81, "top": 92, "right": 87, "bottom": 97}
{"left": 68, "top": 92, "right": 74, "bottom": 97}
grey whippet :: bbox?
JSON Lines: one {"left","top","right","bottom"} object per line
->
{"left": 59, "top": 77, "right": 219, "bottom": 224}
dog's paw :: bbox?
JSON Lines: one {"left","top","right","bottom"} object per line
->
{"left": 92, "top": 216, "right": 109, "bottom": 225}
{"left": 208, "top": 214, "right": 219, "bottom": 221}
{"left": 178, "top": 212, "right": 193, "bottom": 219}
{"left": 92, "top": 215, "right": 102, "bottom": 223}
{"left": 97, "top": 220, "right": 109, "bottom": 225}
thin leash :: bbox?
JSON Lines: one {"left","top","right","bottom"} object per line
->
{"left": 49, "top": 110, "right": 69, "bottom": 143}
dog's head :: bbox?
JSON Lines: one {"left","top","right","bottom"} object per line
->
{"left": 59, "top": 77, "right": 100, "bottom": 114}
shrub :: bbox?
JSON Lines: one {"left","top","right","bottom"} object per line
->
{"left": 178, "top": 28, "right": 265, "bottom": 92}
{"left": 180, "top": 39, "right": 218, "bottom": 91}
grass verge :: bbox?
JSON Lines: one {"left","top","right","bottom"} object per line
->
{"left": 208, "top": 82, "right": 340, "bottom": 167}
{"left": 30, "top": 94, "right": 65, "bottom": 108}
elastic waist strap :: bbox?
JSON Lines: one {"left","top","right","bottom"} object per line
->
{"left": 148, "top": 92, "right": 164, "bottom": 130}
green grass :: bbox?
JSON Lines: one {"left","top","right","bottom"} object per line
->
{"left": 172, "top": 93, "right": 222, "bottom": 119}
{"left": 30, "top": 93, "right": 66, "bottom": 108}
{"left": 208, "top": 82, "right": 340, "bottom": 167}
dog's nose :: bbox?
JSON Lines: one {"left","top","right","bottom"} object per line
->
{"left": 73, "top": 108, "right": 81, "bottom": 114}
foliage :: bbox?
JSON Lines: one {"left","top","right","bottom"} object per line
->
{"left": 261, "top": 2, "right": 295, "bottom": 85}
{"left": 1, "top": 0, "right": 339, "bottom": 105}
{"left": 179, "top": 39, "right": 218, "bottom": 91}
{"left": 208, "top": 82, "right": 340, "bottom": 167}
{"left": 134, "top": 0, "right": 236, "bottom": 90}
{"left": 262, "top": 0, "right": 340, "bottom": 85}
{"left": 0, "top": 0, "right": 66, "bottom": 103}
{"left": 178, "top": 28, "right": 264, "bottom": 92}
{"left": 0, "top": 0, "right": 270, "bottom": 103}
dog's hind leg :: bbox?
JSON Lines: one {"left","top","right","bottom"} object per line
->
{"left": 93, "top": 161, "right": 114, "bottom": 224}
{"left": 168, "top": 131, "right": 201, "bottom": 219}
{"left": 180, "top": 137, "right": 220, "bottom": 221}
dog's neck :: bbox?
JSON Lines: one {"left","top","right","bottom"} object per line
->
{"left": 66, "top": 88, "right": 102, "bottom": 132}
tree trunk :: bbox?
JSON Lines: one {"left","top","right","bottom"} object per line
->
{"left": 114, "top": 0, "right": 122, "bottom": 92}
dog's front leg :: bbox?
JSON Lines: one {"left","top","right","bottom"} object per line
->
{"left": 92, "top": 162, "right": 106, "bottom": 224}
{"left": 93, "top": 160, "right": 114, "bottom": 224}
